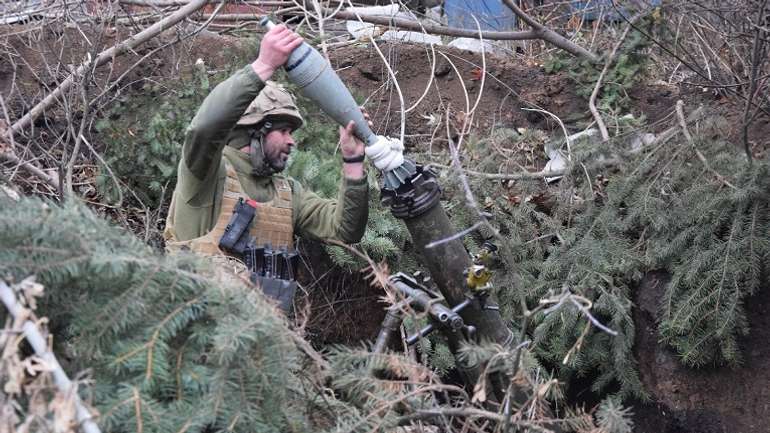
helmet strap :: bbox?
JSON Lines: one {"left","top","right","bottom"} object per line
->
{"left": 249, "top": 128, "right": 280, "bottom": 177}
{"left": 250, "top": 130, "right": 266, "bottom": 174}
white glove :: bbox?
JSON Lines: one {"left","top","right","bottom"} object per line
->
{"left": 365, "top": 135, "right": 404, "bottom": 172}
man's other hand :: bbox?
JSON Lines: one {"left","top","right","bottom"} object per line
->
{"left": 339, "top": 110, "right": 371, "bottom": 180}
{"left": 339, "top": 122, "right": 365, "bottom": 160}
{"left": 252, "top": 24, "right": 303, "bottom": 81}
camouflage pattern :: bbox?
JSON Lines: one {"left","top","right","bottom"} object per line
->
{"left": 236, "top": 81, "right": 303, "bottom": 130}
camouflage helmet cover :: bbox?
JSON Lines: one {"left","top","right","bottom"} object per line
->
{"left": 237, "top": 81, "right": 304, "bottom": 130}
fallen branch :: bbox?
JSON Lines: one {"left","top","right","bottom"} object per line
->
{"left": 428, "top": 156, "right": 620, "bottom": 181}
{"left": 0, "top": 279, "right": 102, "bottom": 433}
{"left": 500, "top": 0, "right": 599, "bottom": 62}
{"left": 590, "top": 24, "right": 633, "bottom": 142}
{"left": 1, "top": 94, "right": 58, "bottom": 189}
{"left": 0, "top": 151, "right": 59, "bottom": 190}
{"left": 397, "top": 406, "right": 561, "bottom": 430}
{"left": 741, "top": 0, "right": 768, "bottom": 165}
{"left": 430, "top": 163, "right": 564, "bottom": 181}
{"left": 197, "top": 10, "right": 301, "bottom": 21}
{"left": 10, "top": 0, "right": 210, "bottom": 137}
{"left": 647, "top": 106, "right": 705, "bottom": 148}
{"left": 326, "top": 8, "right": 599, "bottom": 62}
{"left": 118, "top": 0, "right": 289, "bottom": 5}
{"left": 0, "top": 95, "right": 59, "bottom": 190}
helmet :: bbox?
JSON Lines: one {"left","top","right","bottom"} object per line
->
{"left": 237, "top": 81, "right": 304, "bottom": 130}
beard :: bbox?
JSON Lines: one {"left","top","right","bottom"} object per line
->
{"left": 249, "top": 134, "right": 290, "bottom": 176}
{"left": 266, "top": 153, "right": 288, "bottom": 171}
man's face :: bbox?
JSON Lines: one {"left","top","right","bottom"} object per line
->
{"left": 261, "top": 127, "right": 296, "bottom": 171}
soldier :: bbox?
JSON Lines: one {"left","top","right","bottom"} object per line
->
{"left": 164, "top": 24, "right": 370, "bottom": 309}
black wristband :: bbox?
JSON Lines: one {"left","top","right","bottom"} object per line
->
{"left": 342, "top": 154, "right": 366, "bottom": 164}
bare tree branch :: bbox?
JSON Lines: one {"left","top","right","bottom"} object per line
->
{"left": 118, "top": 0, "right": 290, "bottom": 5}
{"left": 0, "top": 0, "right": 211, "bottom": 190}
{"left": 9, "top": 0, "right": 211, "bottom": 137}
{"left": 0, "top": 150, "right": 59, "bottom": 190}
{"left": 500, "top": 0, "right": 599, "bottom": 62}
{"left": 590, "top": 19, "right": 637, "bottom": 142}
{"left": 742, "top": 0, "right": 768, "bottom": 165}
{"left": 326, "top": 8, "right": 599, "bottom": 62}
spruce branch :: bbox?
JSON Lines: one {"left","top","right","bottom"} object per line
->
{"left": 675, "top": 100, "right": 737, "bottom": 190}
{"left": 0, "top": 197, "right": 342, "bottom": 432}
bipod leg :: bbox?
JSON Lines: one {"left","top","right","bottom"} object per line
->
{"left": 373, "top": 305, "right": 405, "bottom": 354}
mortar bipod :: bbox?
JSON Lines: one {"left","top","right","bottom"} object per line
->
{"left": 372, "top": 272, "right": 476, "bottom": 354}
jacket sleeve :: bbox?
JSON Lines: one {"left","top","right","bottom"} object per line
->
{"left": 176, "top": 65, "right": 265, "bottom": 202}
{"left": 292, "top": 175, "right": 370, "bottom": 244}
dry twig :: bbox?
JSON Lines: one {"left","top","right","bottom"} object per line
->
{"left": 0, "top": 0, "right": 211, "bottom": 192}
{"left": 0, "top": 279, "right": 101, "bottom": 433}
{"left": 741, "top": 0, "right": 769, "bottom": 164}
{"left": 590, "top": 23, "right": 634, "bottom": 142}
{"left": 675, "top": 100, "right": 737, "bottom": 190}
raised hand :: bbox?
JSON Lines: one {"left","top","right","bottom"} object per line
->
{"left": 251, "top": 24, "right": 303, "bottom": 81}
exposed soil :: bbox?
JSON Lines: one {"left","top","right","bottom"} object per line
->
{"left": 333, "top": 42, "right": 768, "bottom": 157}
{"left": 632, "top": 271, "right": 770, "bottom": 433}
{"left": 3, "top": 23, "right": 769, "bottom": 432}
{"left": 0, "top": 23, "right": 249, "bottom": 118}
{"left": 294, "top": 240, "right": 386, "bottom": 346}
{"left": 333, "top": 41, "right": 590, "bottom": 148}
{"left": 333, "top": 42, "right": 689, "bottom": 141}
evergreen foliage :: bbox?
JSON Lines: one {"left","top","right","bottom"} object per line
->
{"left": 641, "top": 145, "right": 769, "bottom": 367}
{"left": 544, "top": 24, "right": 651, "bottom": 112}
{"left": 325, "top": 346, "right": 439, "bottom": 431}
{"left": 94, "top": 64, "right": 220, "bottom": 204}
{"left": 0, "top": 197, "right": 330, "bottom": 432}
{"left": 0, "top": 196, "right": 637, "bottom": 432}
{"left": 3, "top": 197, "right": 505, "bottom": 433}
{"left": 437, "top": 118, "right": 769, "bottom": 397}
{"left": 595, "top": 396, "right": 634, "bottom": 433}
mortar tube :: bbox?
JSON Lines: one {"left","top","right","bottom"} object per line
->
{"left": 402, "top": 201, "right": 513, "bottom": 347}
{"left": 382, "top": 165, "right": 513, "bottom": 347}
{"left": 401, "top": 197, "right": 515, "bottom": 403}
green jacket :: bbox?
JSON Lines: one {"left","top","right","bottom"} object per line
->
{"left": 165, "top": 65, "right": 369, "bottom": 244}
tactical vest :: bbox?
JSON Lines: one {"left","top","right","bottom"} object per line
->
{"left": 166, "top": 160, "right": 294, "bottom": 256}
